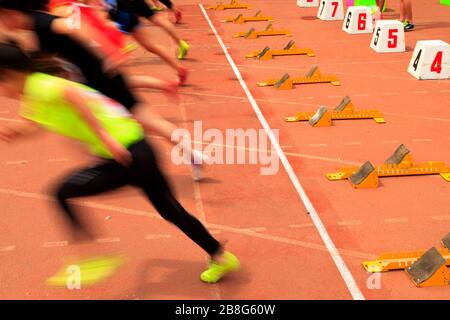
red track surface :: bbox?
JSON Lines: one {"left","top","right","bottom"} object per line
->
{"left": 0, "top": 0, "right": 449, "bottom": 299}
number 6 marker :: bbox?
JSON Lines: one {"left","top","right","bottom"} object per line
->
{"left": 342, "top": 6, "right": 373, "bottom": 34}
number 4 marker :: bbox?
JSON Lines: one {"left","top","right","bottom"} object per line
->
{"left": 408, "top": 40, "right": 450, "bottom": 80}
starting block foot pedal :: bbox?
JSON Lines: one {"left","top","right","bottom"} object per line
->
{"left": 274, "top": 73, "right": 293, "bottom": 90}
{"left": 349, "top": 161, "right": 379, "bottom": 188}
{"left": 442, "top": 233, "right": 450, "bottom": 250}
{"left": 406, "top": 247, "right": 450, "bottom": 287}
{"left": 384, "top": 144, "right": 412, "bottom": 165}
{"left": 309, "top": 106, "right": 332, "bottom": 127}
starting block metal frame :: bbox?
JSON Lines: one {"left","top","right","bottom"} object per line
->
{"left": 284, "top": 96, "right": 385, "bottom": 126}
{"left": 233, "top": 23, "right": 293, "bottom": 39}
{"left": 246, "top": 40, "right": 315, "bottom": 60}
{"left": 257, "top": 65, "right": 340, "bottom": 90}
{"left": 222, "top": 10, "right": 274, "bottom": 24}
{"left": 207, "top": 0, "right": 251, "bottom": 10}
{"left": 326, "top": 144, "right": 450, "bottom": 187}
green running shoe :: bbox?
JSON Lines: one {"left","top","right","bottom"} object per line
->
{"left": 200, "top": 251, "right": 240, "bottom": 284}
{"left": 178, "top": 40, "right": 189, "bottom": 60}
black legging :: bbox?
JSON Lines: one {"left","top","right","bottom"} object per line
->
{"left": 54, "top": 139, "right": 221, "bottom": 256}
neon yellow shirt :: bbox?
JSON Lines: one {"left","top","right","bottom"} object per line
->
{"left": 21, "top": 72, "right": 144, "bottom": 158}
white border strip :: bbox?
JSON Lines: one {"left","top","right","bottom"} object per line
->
{"left": 199, "top": 4, "right": 364, "bottom": 300}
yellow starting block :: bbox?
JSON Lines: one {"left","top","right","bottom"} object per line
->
{"left": 284, "top": 96, "right": 385, "bottom": 126}
{"left": 326, "top": 144, "right": 450, "bottom": 188}
{"left": 257, "top": 65, "right": 340, "bottom": 90}
{"left": 246, "top": 40, "right": 315, "bottom": 60}
{"left": 207, "top": 0, "right": 251, "bottom": 10}
{"left": 222, "top": 10, "right": 274, "bottom": 24}
{"left": 233, "top": 23, "right": 292, "bottom": 39}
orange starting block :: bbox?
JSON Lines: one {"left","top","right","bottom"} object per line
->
{"left": 326, "top": 144, "right": 450, "bottom": 188}
{"left": 207, "top": 0, "right": 251, "bottom": 10}
{"left": 257, "top": 65, "right": 340, "bottom": 90}
{"left": 284, "top": 96, "right": 385, "bottom": 126}
{"left": 363, "top": 233, "right": 450, "bottom": 288}
{"left": 222, "top": 10, "right": 274, "bottom": 24}
{"left": 233, "top": 23, "right": 293, "bottom": 39}
{"left": 246, "top": 40, "right": 315, "bottom": 60}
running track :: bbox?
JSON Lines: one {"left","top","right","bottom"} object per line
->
{"left": 0, "top": 0, "right": 449, "bottom": 299}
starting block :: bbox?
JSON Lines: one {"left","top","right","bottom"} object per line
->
{"left": 233, "top": 23, "right": 292, "bottom": 39}
{"left": 222, "top": 11, "right": 274, "bottom": 24}
{"left": 371, "top": 20, "right": 405, "bottom": 53}
{"left": 297, "top": 0, "right": 319, "bottom": 7}
{"left": 284, "top": 96, "right": 385, "bottom": 126}
{"left": 406, "top": 248, "right": 450, "bottom": 287}
{"left": 342, "top": 6, "right": 373, "bottom": 34}
{"left": 326, "top": 144, "right": 450, "bottom": 187}
{"left": 442, "top": 233, "right": 450, "bottom": 250}
{"left": 363, "top": 247, "right": 450, "bottom": 273}
{"left": 257, "top": 65, "right": 340, "bottom": 90}
{"left": 408, "top": 40, "right": 450, "bottom": 80}
{"left": 207, "top": 0, "right": 251, "bottom": 10}
{"left": 317, "top": 0, "right": 345, "bottom": 21}
{"left": 245, "top": 41, "right": 315, "bottom": 60}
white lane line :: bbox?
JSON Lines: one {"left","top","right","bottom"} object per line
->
{"left": 244, "top": 227, "right": 267, "bottom": 232}
{"left": 411, "top": 91, "right": 428, "bottom": 94}
{"left": 343, "top": 142, "right": 363, "bottom": 146}
{"left": 381, "top": 140, "right": 400, "bottom": 144}
{"left": 308, "top": 143, "right": 328, "bottom": 147}
{"left": 352, "top": 94, "right": 370, "bottom": 97}
{"left": 5, "top": 160, "right": 28, "bottom": 165}
{"left": 43, "top": 241, "right": 68, "bottom": 248}
{"left": 145, "top": 234, "right": 171, "bottom": 240}
{"left": 0, "top": 117, "right": 27, "bottom": 123}
{"left": 431, "top": 215, "right": 450, "bottom": 221}
{"left": 412, "top": 138, "right": 432, "bottom": 143}
{"left": 338, "top": 220, "right": 362, "bottom": 227}
{"left": 210, "top": 230, "right": 222, "bottom": 235}
{"left": 0, "top": 111, "right": 9, "bottom": 114}
{"left": 289, "top": 223, "right": 315, "bottom": 229}
{"left": 382, "top": 92, "right": 400, "bottom": 96}
{"left": 96, "top": 237, "right": 121, "bottom": 243}
{"left": 200, "top": 4, "right": 364, "bottom": 301}
{"left": 0, "top": 245, "right": 15, "bottom": 252}
{"left": 211, "top": 101, "right": 226, "bottom": 104}
{"left": 440, "top": 90, "right": 450, "bottom": 93}
{"left": 385, "top": 218, "right": 409, "bottom": 224}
